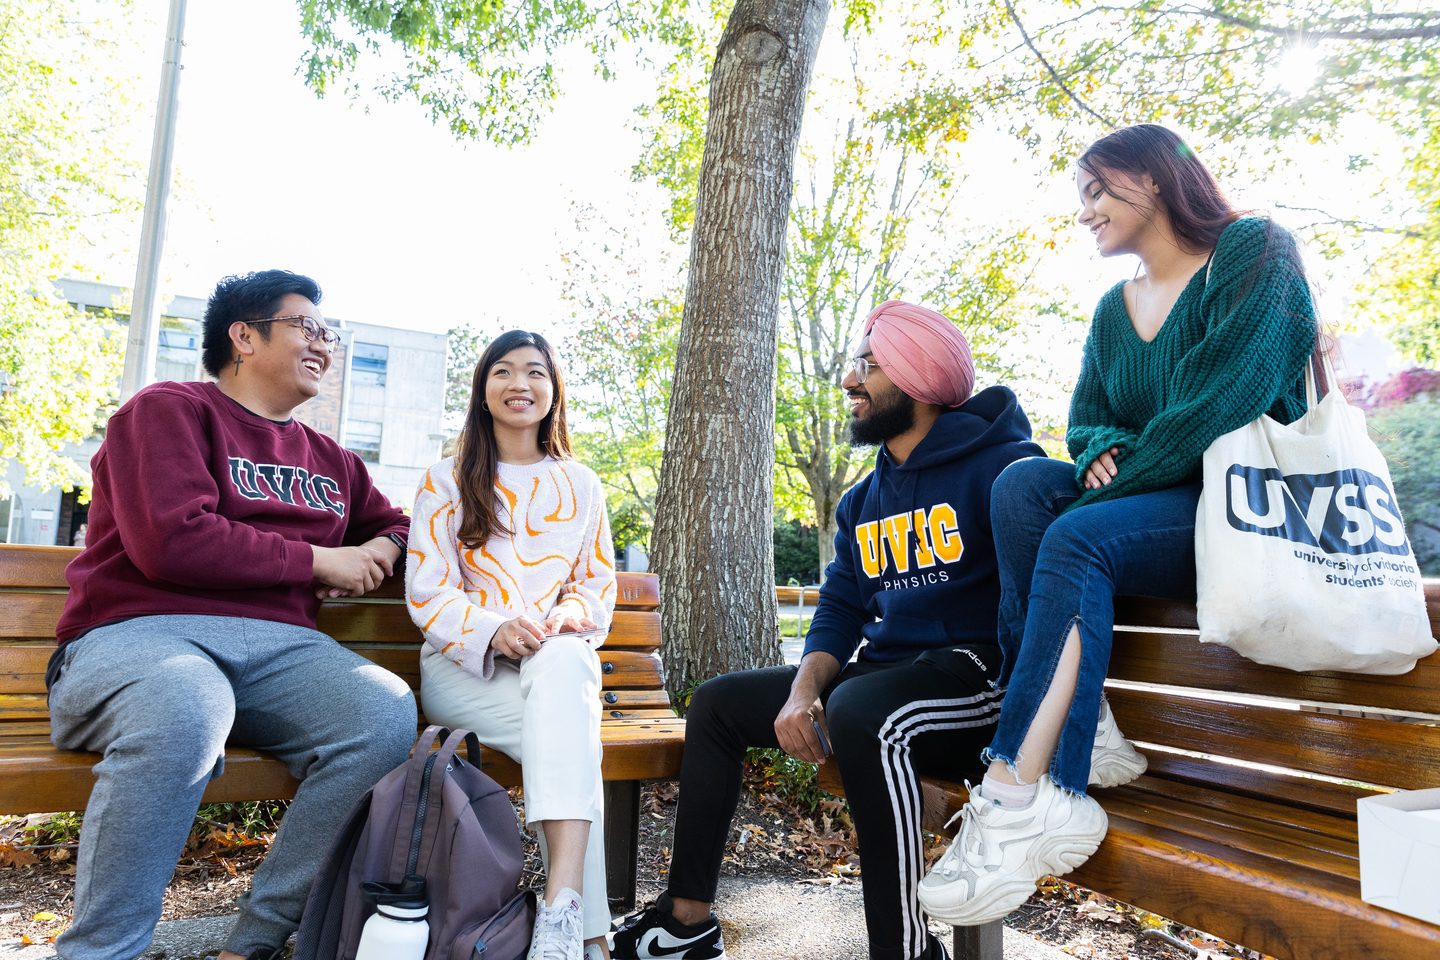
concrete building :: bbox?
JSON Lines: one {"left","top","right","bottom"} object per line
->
{"left": 1, "top": 280, "right": 446, "bottom": 546}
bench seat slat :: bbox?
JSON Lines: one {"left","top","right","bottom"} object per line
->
{"left": 1107, "top": 687, "right": 1440, "bottom": 791}
{"left": 0, "top": 717, "right": 686, "bottom": 815}
{"left": 1071, "top": 804, "right": 1440, "bottom": 960}
{"left": 1097, "top": 788, "right": 1359, "bottom": 880}
{"left": 839, "top": 767, "right": 1440, "bottom": 960}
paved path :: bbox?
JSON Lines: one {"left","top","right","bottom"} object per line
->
{"left": 1, "top": 876, "right": 1071, "bottom": 959}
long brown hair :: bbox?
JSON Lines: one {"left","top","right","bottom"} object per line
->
{"left": 1078, "top": 124, "right": 1238, "bottom": 254}
{"left": 455, "top": 330, "right": 574, "bottom": 548}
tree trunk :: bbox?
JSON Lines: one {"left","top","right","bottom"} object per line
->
{"left": 651, "top": 0, "right": 829, "bottom": 698}
{"left": 816, "top": 496, "right": 836, "bottom": 583}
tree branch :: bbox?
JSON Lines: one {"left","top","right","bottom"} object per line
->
{"left": 1275, "top": 203, "right": 1422, "bottom": 239}
{"left": 1004, "top": 0, "right": 1116, "bottom": 128}
{"left": 1147, "top": 4, "right": 1440, "bottom": 42}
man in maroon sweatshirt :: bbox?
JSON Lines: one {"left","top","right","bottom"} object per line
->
{"left": 47, "top": 270, "right": 418, "bottom": 960}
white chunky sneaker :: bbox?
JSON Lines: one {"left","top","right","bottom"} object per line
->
{"left": 529, "top": 888, "right": 585, "bottom": 960}
{"left": 1089, "top": 696, "right": 1147, "bottom": 789}
{"left": 917, "top": 776, "right": 1108, "bottom": 926}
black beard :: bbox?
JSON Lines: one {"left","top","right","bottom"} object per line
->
{"left": 848, "top": 388, "right": 916, "bottom": 445}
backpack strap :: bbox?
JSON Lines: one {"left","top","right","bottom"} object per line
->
{"left": 414, "top": 728, "right": 483, "bottom": 869}
{"left": 388, "top": 727, "right": 483, "bottom": 880}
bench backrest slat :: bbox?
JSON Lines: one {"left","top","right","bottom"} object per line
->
{"left": 0, "top": 544, "right": 666, "bottom": 709}
{"left": 1108, "top": 628, "right": 1440, "bottom": 716}
{"left": 1109, "top": 686, "right": 1440, "bottom": 794}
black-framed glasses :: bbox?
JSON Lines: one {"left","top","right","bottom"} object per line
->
{"left": 245, "top": 315, "right": 341, "bottom": 350}
{"left": 852, "top": 356, "right": 882, "bottom": 384}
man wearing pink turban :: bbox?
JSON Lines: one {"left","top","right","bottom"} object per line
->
{"left": 613, "top": 300, "right": 1044, "bottom": 960}
{"left": 861, "top": 299, "right": 976, "bottom": 409}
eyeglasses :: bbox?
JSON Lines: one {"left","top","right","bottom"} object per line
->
{"left": 852, "top": 356, "right": 883, "bottom": 384}
{"left": 245, "top": 315, "right": 341, "bottom": 350}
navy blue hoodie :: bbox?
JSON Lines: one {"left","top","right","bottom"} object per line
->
{"left": 802, "top": 385, "right": 1045, "bottom": 665}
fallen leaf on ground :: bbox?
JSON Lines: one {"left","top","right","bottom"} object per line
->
{"left": 1076, "top": 898, "right": 1126, "bottom": 923}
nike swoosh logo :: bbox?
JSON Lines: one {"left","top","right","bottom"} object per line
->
{"left": 638, "top": 925, "right": 716, "bottom": 956}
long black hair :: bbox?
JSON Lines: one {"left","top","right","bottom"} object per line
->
{"left": 454, "top": 330, "right": 573, "bottom": 548}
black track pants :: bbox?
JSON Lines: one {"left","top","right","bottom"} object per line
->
{"left": 666, "top": 646, "right": 1003, "bottom": 960}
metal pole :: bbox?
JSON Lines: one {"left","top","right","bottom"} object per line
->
{"left": 119, "top": 0, "right": 188, "bottom": 402}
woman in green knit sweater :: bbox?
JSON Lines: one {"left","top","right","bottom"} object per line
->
{"left": 917, "top": 124, "right": 1319, "bottom": 927}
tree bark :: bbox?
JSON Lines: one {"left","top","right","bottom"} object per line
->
{"left": 651, "top": 0, "right": 829, "bottom": 697}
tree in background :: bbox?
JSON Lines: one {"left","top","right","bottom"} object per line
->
{"left": 1356, "top": 368, "right": 1440, "bottom": 572}
{"left": 0, "top": 0, "right": 140, "bottom": 496}
{"left": 629, "top": 30, "right": 1085, "bottom": 581}
{"left": 300, "top": 0, "right": 837, "bottom": 693}
{"left": 772, "top": 516, "right": 820, "bottom": 585}
{"left": 558, "top": 210, "right": 682, "bottom": 553}
{"left": 905, "top": 1, "right": 1440, "bottom": 360}
{"left": 442, "top": 322, "right": 488, "bottom": 437}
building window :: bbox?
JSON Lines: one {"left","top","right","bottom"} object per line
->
{"left": 156, "top": 324, "right": 201, "bottom": 381}
{"left": 352, "top": 342, "right": 388, "bottom": 387}
{"left": 347, "top": 418, "right": 383, "bottom": 463}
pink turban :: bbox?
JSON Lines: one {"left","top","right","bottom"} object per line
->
{"left": 860, "top": 299, "right": 975, "bottom": 408}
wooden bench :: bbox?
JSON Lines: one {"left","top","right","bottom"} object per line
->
{"left": 822, "top": 582, "right": 1440, "bottom": 960}
{"left": 0, "top": 544, "right": 684, "bottom": 909}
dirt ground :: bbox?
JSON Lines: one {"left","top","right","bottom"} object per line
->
{"left": 1, "top": 779, "right": 1268, "bottom": 959}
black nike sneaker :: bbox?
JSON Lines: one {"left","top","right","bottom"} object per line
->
{"left": 609, "top": 893, "right": 727, "bottom": 959}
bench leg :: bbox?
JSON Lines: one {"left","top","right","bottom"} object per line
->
{"left": 604, "top": 779, "right": 641, "bottom": 912}
{"left": 952, "top": 920, "right": 1002, "bottom": 960}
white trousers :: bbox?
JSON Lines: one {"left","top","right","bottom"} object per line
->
{"left": 419, "top": 635, "right": 610, "bottom": 938}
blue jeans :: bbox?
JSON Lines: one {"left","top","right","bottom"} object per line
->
{"left": 983, "top": 457, "right": 1199, "bottom": 794}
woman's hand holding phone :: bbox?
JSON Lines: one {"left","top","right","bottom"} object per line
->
{"left": 491, "top": 616, "right": 547, "bottom": 659}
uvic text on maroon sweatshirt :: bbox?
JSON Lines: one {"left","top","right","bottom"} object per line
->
{"left": 55, "top": 381, "right": 409, "bottom": 647}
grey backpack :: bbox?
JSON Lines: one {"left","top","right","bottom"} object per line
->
{"left": 293, "top": 726, "right": 535, "bottom": 960}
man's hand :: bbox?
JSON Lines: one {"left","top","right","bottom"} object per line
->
{"left": 774, "top": 652, "right": 841, "bottom": 764}
{"left": 311, "top": 542, "right": 394, "bottom": 598}
{"left": 1083, "top": 446, "right": 1120, "bottom": 490}
{"left": 491, "top": 616, "right": 548, "bottom": 659}
{"left": 775, "top": 691, "right": 830, "bottom": 764}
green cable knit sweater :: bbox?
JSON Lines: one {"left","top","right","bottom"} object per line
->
{"left": 1066, "top": 216, "right": 1316, "bottom": 510}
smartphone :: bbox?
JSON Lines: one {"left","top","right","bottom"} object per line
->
{"left": 541, "top": 627, "right": 608, "bottom": 642}
{"left": 811, "top": 717, "right": 832, "bottom": 757}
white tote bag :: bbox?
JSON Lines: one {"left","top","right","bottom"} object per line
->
{"left": 1194, "top": 357, "right": 1438, "bottom": 674}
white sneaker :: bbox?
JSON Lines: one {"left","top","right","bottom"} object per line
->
{"left": 584, "top": 944, "right": 606, "bottom": 960}
{"left": 529, "top": 888, "right": 585, "bottom": 960}
{"left": 1089, "top": 696, "right": 1147, "bottom": 789}
{"left": 917, "top": 776, "right": 1108, "bottom": 925}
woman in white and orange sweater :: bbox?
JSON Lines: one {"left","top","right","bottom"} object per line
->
{"left": 406, "top": 329, "right": 616, "bottom": 960}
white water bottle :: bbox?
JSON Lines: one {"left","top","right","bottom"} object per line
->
{"left": 355, "top": 896, "right": 430, "bottom": 960}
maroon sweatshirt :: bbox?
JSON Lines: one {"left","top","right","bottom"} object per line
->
{"left": 55, "top": 381, "right": 409, "bottom": 647}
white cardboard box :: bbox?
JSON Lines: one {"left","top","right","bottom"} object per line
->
{"left": 1357, "top": 787, "right": 1440, "bottom": 925}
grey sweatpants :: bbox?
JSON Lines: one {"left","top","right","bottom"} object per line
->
{"left": 48, "top": 615, "right": 417, "bottom": 960}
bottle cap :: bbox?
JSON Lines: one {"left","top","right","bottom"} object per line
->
{"left": 375, "top": 901, "right": 429, "bottom": 920}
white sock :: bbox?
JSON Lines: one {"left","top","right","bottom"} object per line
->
{"left": 978, "top": 773, "right": 1038, "bottom": 808}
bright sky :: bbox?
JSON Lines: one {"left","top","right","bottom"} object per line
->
{"left": 88, "top": 0, "right": 1409, "bottom": 404}
{"left": 123, "top": 0, "right": 671, "bottom": 339}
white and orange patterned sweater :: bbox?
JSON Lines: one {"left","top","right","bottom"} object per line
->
{"left": 405, "top": 455, "right": 616, "bottom": 680}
